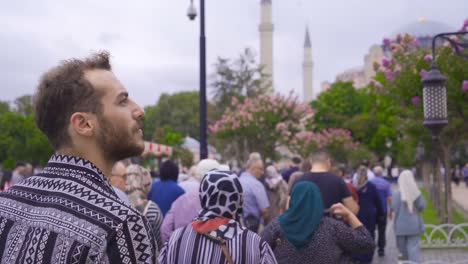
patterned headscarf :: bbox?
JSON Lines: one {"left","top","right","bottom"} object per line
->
{"left": 125, "top": 165, "right": 152, "bottom": 213}
{"left": 197, "top": 170, "right": 243, "bottom": 221}
{"left": 193, "top": 170, "right": 245, "bottom": 240}
{"left": 354, "top": 165, "right": 368, "bottom": 190}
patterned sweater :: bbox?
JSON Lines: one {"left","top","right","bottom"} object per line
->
{"left": 0, "top": 154, "right": 158, "bottom": 264}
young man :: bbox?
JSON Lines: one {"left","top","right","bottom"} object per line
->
{"left": 0, "top": 52, "right": 157, "bottom": 263}
{"left": 294, "top": 149, "right": 359, "bottom": 215}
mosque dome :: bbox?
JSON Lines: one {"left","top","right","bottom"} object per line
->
{"left": 182, "top": 136, "right": 200, "bottom": 150}
{"left": 392, "top": 18, "right": 454, "bottom": 38}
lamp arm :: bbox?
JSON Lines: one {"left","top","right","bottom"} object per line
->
{"left": 431, "top": 31, "right": 468, "bottom": 60}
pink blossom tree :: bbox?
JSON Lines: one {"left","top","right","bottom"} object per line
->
{"left": 210, "top": 92, "right": 313, "bottom": 163}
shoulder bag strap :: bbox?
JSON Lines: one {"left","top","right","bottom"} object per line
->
{"left": 142, "top": 201, "right": 152, "bottom": 216}
{"left": 202, "top": 232, "right": 235, "bottom": 264}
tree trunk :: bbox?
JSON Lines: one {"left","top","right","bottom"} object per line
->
{"left": 441, "top": 144, "right": 453, "bottom": 223}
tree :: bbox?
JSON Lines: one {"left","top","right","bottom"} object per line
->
{"left": 210, "top": 48, "right": 271, "bottom": 118}
{"left": 143, "top": 91, "right": 200, "bottom": 141}
{"left": 210, "top": 92, "right": 313, "bottom": 164}
{"left": 311, "top": 81, "right": 364, "bottom": 130}
{"left": 371, "top": 30, "right": 468, "bottom": 223}
{"left": 0, "top": 101, "right": 10, "bottom": 114}
{"left": 14, "top": 95, "right": 33, "bottom": 116}
{"left": 0, "top": 112, "right": 53, "bottom": 167}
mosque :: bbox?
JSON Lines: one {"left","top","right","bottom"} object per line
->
{"left": 257, "top": 0, "right": 455, "bottom": 101}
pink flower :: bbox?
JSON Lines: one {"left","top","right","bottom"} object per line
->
{"left": 412, "top": 38, "right": 420, "bottom": 46}
{"left": 411, "top": 96, "right": 420, "bottom": 105}
{"left": 420, "top": 69, "right": 428, "bottom": 79}
{"left": 385, "top": 69, "right": 394, "bottom": 80}
{"left": 424, "top": 54, "right": 433, "bottom": 62}
{"left": 463, "top": 80, "right": 468, "bottom": 92}
{"left": 382, "top": 57, "right": 391, "bottom": 67}
{"left": 394, "top": 65, "right": 401, "bottom": 74}
{"left": 383, "top": 38, "right": 391, "bottom": 45}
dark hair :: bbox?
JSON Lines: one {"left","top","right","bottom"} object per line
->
{"left": 292, "top": 156, "right": 302, "bottom": 165}
{"left": 0, "top": 170, "right": 12, "bottom": 190}
{"left": 361, "top": 159, "right": 370, "bottom": 167}
{"left": 15, "top": 162, "right": 26, "bottom": 168}
{"left": 159, "top": 160, "right": 179, "bottom": 181}
{"left": 34, "top": 51, "right": 112, "bottom": 149}
{"left": 300, "top": 158, "right": 312, "bottom": 172}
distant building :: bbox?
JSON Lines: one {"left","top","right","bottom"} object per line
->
{"left": 331, "top": 18, "right": 454, "bottom": 90}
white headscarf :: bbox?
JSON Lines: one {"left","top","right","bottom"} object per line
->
{"left": 195, "top": 159, "right": 221, "bottom": 181}
{"left": 398, "top": 170, "right": 421, "bottom": 213}
{"left": 265, "top": 165, "right": 282, "bottom": 189}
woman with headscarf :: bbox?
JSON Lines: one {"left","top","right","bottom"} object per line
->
{"left": 260, "top": 182, "right": 374, "bottom": 263}
{"left": 391, "top": 170, "right": 426, "bottom": 263}
{"left": 159, "top": 170, "right": 277, "bottom": 264}
{"left": 125, "top": 164, "right": 164, "bottom": 249}
{"left": 160, "top": 159, "right": 220, "bottom": 242}
{"left": 352, "top": 166, "right": 384, "bottom": 263}
{"left": 264, "top": 165, "right": 289, "bottom": 221}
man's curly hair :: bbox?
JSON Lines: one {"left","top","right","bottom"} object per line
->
{"left": 34, "top": 51, "right": 112, "bottom": 149}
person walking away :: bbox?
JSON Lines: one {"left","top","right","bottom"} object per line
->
{"left": 352, "top": 166, "right": 384, "bottom": 264}
{"left": 239, "top": 156, "right": 270, "bottom": 232}
{"left": 0, "top": 52, "right": 157, "bottom": 263}
{"left": 288, "top": 158, "right": 312, "bottom": 191}
{"left": 464, "top": 163, "right": 468, "bottom": 187}
{"left": 260, "top": 182, "right": 375, "bottom": 263}
{"left": 333, "top": 164, "right": 359, "bottom": 202}
{"left": 281, "top": 156, "right": 301, "bottom": 183}
{"left": 148, "top": 160, "right": 185, "bottom": 216}
{"left": 370, "top": 165, "right": 393, "bottom": 257}
{"left": 264, "top": 165, "right": 289, "bottom": 220}
{"left": 392, "top": 170, "right": 426, "bottom": 263}
{"left": 126, "top": 164, "right": 164, "bottom": 249}
{"left": 159, "top": 170, "right": 277, "bottom": 264}
{"left": 294, "top": 149, "right": 359, "bottom": 215}
{"left": 452, "top": 164, "right": 461, "bottom": 186}
{"left": 160, "top": 159, "right": 221, "bottom": 242}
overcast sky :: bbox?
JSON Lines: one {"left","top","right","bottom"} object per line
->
{"left": 1, "top": 0, "right": 466, "bottom": 107}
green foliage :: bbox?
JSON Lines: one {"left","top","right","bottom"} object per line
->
{"left": 0, "top": 112, "right": 53, "bottom": 166}
{"left": 311, "top": 81, "right": 364, "bottom": 130}
{"left": 0, "top": 101, "right": 10, "bottom": 114}
{"left": 143, "top": 91, "right": 200, "bottom": 141}
{"left": 210, "top": 48, "right": 271, "bottom": 118}
{"left": 14, "top": 95, "right": 33, "bottom": 116}
{"left": 172, "top": 147, "right": 194, "bottom": 168}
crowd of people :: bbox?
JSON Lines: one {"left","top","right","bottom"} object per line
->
{"left": 0, "top": 52, "right": 439, "bottom": 263}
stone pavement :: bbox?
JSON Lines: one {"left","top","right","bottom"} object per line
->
{"left": 370, "top": 183, "right": 468, "bottom": 264}
{"left": 371, "top": 220, "right": 468, "bottom": 264}
{"left": 452, "top": 183, "right": 468, "bottom": 214}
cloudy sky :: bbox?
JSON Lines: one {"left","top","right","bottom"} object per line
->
{"left": 1, "top": 0, "right": 466, "bottom": 107}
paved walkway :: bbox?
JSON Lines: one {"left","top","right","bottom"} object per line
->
{"left": 370, "top": 183, "right": 468, "bottom": 264}
{"left": 452, "top": 183, "right": 468, "bottom": 214}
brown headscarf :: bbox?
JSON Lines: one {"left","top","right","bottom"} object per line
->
{"left": 125, "top": 164, "right": 153, "bottom": 213}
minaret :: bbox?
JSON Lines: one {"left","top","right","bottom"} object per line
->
{"left": 259, "top": 0, "right": 274, "bottom": 91}
{"left": 303, "top": 27, "right": 313, "bottom": 102}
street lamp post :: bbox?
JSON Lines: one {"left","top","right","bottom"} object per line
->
{"left": 187, "top": 0, "right": 208, "bottom": 160}
{"left": 421, "top": 31, "right": 467, "bottom": 223}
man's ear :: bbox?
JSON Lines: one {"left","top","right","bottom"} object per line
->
{"left": 69, "top": 112, "right": 96, "bottom": 137}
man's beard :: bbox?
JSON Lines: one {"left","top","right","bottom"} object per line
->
{"left": 96, "top": 115, "right": 144, "bottom": 162}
